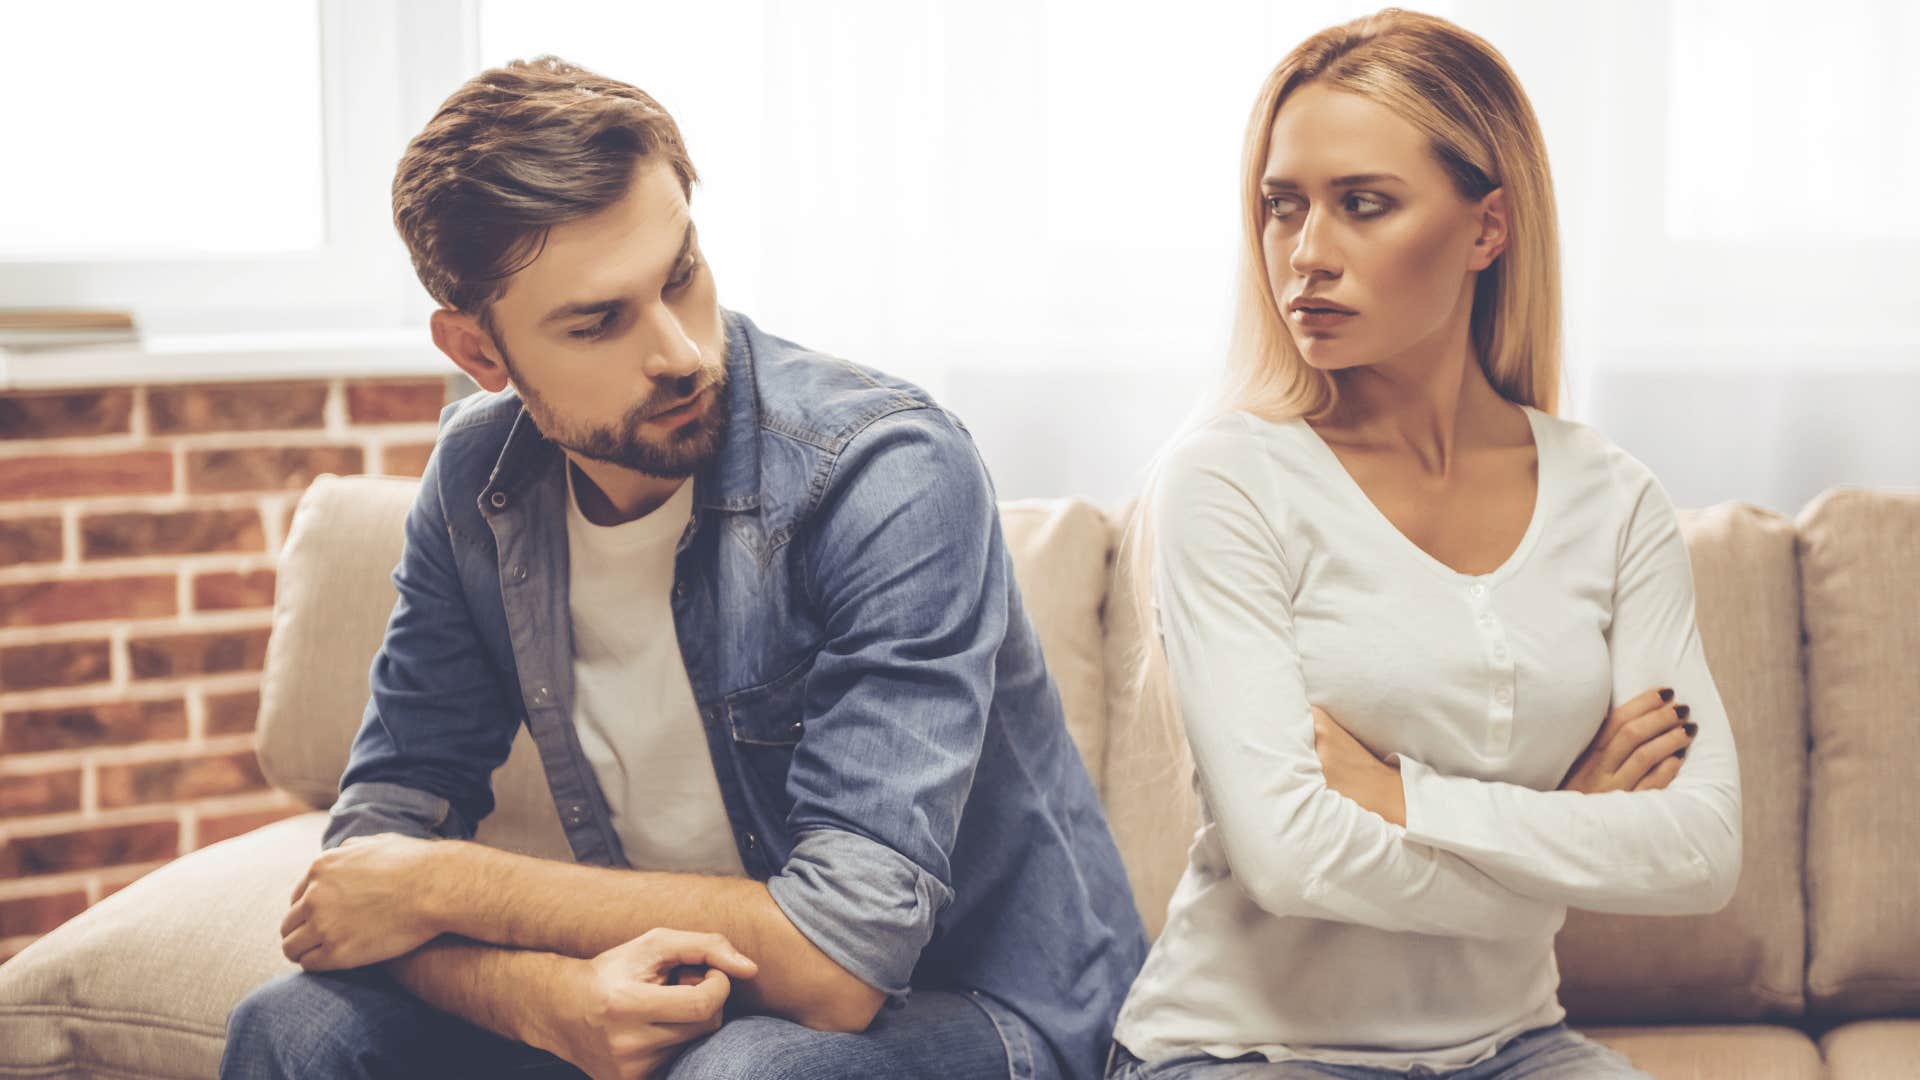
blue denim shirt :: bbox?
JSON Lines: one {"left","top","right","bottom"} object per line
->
{"left": 321, "top": 310, "right": 1148, "bottom": 1080}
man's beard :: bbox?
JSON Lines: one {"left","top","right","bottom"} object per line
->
{"left": 552, "top": 372, "right": 726, "bottom": 478}
{"left": 506, "top": 353, "right": 729, "bottom": 479}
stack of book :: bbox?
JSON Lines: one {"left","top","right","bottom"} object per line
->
{"left": 0, "top": 309, "right": 142, "bottom": 354}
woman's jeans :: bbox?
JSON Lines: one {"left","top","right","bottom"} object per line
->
{"left": 1106, "top": 1022, "right": 1652, "bottom": 1079}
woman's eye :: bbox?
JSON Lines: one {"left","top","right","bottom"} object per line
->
{"left": 1265, "top": 194, "right": 1389, "bottom": 219}
{"left": 666, "top": 260, "right": 699, "bottom": 294}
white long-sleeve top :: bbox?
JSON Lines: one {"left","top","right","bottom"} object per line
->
{"left": 1112, "top": 405, "right": 1742, "bottom": 1072}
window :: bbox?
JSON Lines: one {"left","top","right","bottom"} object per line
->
{"left": 1, "top": 2, "right": 326, "bottom": 259}
{"left": 0, "top": 0, "right": 474, "bottom": 335}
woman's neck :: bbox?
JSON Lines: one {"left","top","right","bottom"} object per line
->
{"left": 1316, "top": 345, "right": 1519, "bottom": 479}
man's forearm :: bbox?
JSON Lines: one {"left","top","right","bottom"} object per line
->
{"left": 420, "top": 841, "right": 881, "bottom": 1031}
{"left": 385, "top": 937, "right": 579, "bottom": 1056}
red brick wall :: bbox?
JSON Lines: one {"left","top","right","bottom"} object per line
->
{"left": 0, "top": 377, "right": 446, "bottom": 961}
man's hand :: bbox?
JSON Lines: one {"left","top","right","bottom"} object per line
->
{"left": 1559, "top": 685, "right": 1695, "bottom": 794}
{"left": 281, "top": 834, "right": 443, "bottom": 970}
{"left": 546, "top": 929, "right": 760, "bottom": 1080}
{"left": 1312, "top": 705, "right": 1406, "bottom": 826}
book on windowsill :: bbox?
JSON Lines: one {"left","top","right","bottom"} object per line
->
{"left": 0, "top": 309, "right": 143, "bottom": 352}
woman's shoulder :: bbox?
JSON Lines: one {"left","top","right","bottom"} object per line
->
{"left": 1146, "top": 410, "right": 1323, "bottom": 544}
{"left": 1158, "top": 408, "right": 1320, "bottom": 481}
{"left": 1527, "top": 406, "right": 1669, "bottom": 513}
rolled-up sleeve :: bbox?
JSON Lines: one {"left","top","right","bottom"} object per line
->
{"left": 1151, "top": 430, "right": 1567, "bottom": 942}
{"left": 322, "top": 780, "right": 460, "bottom": 849}
{"left": 765, "top": 829, "right": 953, "bottom": 997}
{"left": 1396, "top": 462, "right": 1743, "bottom": 915}
{"left": 321, "top": 431, "right": 519, "bottom": 852}
{"left": 764, "top": 409, "right": 1001, "bottom": 996}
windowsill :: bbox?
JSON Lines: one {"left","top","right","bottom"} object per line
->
{"left": 0, "top": 328, "right": 447, "bottom": 390}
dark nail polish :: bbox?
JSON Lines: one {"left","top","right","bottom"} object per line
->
{"left": 1677, "top": 748, "right": 1688, "bottom": 758}
{"left": 1659, "top": 688, "right": 1675, "bottom": 703}
{"left": 1675, "top": 704, "right": 1691, "bottom": 720}
{"left": 1684, "top": 722, "right": 1698, "bottom": 737}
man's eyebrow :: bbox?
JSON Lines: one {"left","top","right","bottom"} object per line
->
{"left": 1261, "top": 173, "right": 1405, "bottom": 190}
{"left": 538, "top": 220, "right": 697, "bottom": 326}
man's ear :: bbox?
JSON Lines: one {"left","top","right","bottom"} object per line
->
{"left": 1469, "top": 187, "right": 1509, "bottom": 271}
{"left": 430, "top": 308, "right": 512, "bottom": 393}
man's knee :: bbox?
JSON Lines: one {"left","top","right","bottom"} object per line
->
{"left": 665, "top": 1015, "right": 848, "bottom": 1080}
{"left": 221, "top": 969, "right": 407, "bottom": 1080}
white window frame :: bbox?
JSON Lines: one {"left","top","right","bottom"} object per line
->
{"left": 0, "top": 0, "right": 480, "bottom": 338}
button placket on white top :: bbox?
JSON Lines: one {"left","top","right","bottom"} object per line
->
{"left": 1470, "top": 580, "right": 1517, "bottom": 754}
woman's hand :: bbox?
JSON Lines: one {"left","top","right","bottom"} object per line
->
{"left": 1312, "top": 706, "right": 1406, "bottom": 826}
{"left": 1558, "top": 685, "right": 1696, "bottom": 794}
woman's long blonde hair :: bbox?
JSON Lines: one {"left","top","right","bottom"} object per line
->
{"left": 1115, "top": 8, "right": 1565, "bottom": 768}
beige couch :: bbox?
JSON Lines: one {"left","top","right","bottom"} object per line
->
{"left": 1, "top": 474, "right": 1916, "bottom": 1079}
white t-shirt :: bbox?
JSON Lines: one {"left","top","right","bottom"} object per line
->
{"left": 565, "top": 464, "right": 747, "bottom": 878}
{"left": 1113, "top": 405, "right": 1742, "bottom": 1071}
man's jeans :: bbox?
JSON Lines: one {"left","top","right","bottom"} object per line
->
{"left": 1104, "top": 1023, "right": 1651, "bottom": 1080}
{"left": 222, "top": 967, "right": 1016, "bottom": 1079}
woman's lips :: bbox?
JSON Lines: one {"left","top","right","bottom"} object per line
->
{"left": 1291, "top": 308, "right": 1357, "bottom": 329}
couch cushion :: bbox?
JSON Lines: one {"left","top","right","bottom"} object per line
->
{"left": 1577, "top": 1024, "right": 1821, "bottom": 1079}
{"left": 257, "top": 472, "right": 416, "bottom": 809}
{"left": 1554, "top": 503, "right": 1808, "bottom": 1023}
{"left": 260, "top": 476, "right": 1117, "bottom": 843}
{"left": 1098, "top": 499, "right": 1199, "bottom": 940}
{"left": 1797, "top": 490, "right": 1920, "bottom": 1016}
{"left": 1098, "top": 499, "right": 1812, "bottom": 1022}
{"left": 1818, "top": 1019, "right": 1920, "bottom": 1079}
{"left": 0, "top": 813, "right": 324, "bottom": 1079}
{"left": 998, "top": 498, "right": 1115, "bottom": 792}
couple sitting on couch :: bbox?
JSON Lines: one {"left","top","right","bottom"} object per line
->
{"left": 222, "top": 9, "right": 1741, "bottom": 1080}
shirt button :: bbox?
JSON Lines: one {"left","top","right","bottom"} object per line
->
{"left": 1469, "top": 583, "right": 1486, "bottom": 597}
{"left": 1480, "top": 612, "right": 1495, "bottom": 626}
{"left": 563, "top": 803, "right": 587, "bottom": 826}
{"left": 744, "top": 832, "right": 759, "bottom": 850}
{"left": 1493, "top": 645, "right": 1508, "bottom": 660}
{"left": 489, "top": 491, "right": 508, "bottom": 509}
{"left": 1496, "top": 686, "right": 1513, "bottom": 704}
{"left": 510, "top": 563, "right": 527, "bottom": 582}
{"left": 789, "top": 721, "right": 804, "bottom": 736}
{"left": 532, "top": 685, "right": 551, "bottom": 705}
{"left": 673, "top": 580, "right": 689, "bottom": 601}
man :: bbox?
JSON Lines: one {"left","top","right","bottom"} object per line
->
{"left": 220, "top": 55, "right": 1146, "bottom": 1080}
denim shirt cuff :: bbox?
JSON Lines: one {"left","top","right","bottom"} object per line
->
{"left": 763, "top": 827, "right": 954, "bottom": 998}
{"left": 320, "top": 780, "right": 462, "bottom": 850}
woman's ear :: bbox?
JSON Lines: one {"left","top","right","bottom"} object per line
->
{"left": 1469, "top": 187, "right": 1509, "bottom": 271}
{"left": 430, "top": 308, "right": 512, "bottom": 393}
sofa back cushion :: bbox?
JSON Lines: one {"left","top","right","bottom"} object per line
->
{"left": 1096, "top": 500, "right": 1810, "bottom": 1022}
{"left": 1553, "top": 503, "right": 1808, "bottom": 1022}
{"left": 1796, "top": 489, "right": 1920, "bottom": 1016}
{"left": 998, "top": 498, "right": 1115, "bottom": 791}
{"left": 259, "top": 477, "right": 1116, "bottom": 854}
{"left": 1098, "top": 499, "right": 1199, "bottom": 941}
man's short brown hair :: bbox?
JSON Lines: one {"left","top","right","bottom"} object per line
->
{"left": 391, "top": 55, "right": 698, "bottom": 329}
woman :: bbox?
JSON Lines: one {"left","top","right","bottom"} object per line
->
{"left": 1109, "top": 9, "right": 1741, "bottom": 1079}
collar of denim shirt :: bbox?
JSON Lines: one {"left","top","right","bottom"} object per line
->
{"left": 474, "top": 308, "right": 765, "bottom": 517}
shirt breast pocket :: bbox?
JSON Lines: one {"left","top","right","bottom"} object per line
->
{"left": 722, "top": 650, "right": 816, "bottom": 804}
